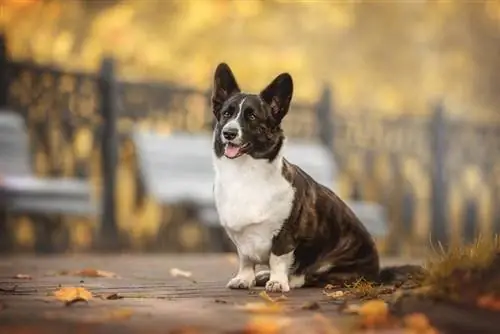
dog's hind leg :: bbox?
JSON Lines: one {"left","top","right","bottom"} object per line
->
{"left": 255, "top": 269, "right": 270, "bottom": 287}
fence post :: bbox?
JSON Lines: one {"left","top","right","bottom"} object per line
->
{"left": 0, "top": 34, "right": 8, "bottom": 108}
{"left": 430, "top": 102, "right": 448, "bottom": 246}
{"left": 315, "top": 84, "right": 334, "bottom": 153}
{"left": 0, "top": 34, "right": 9, "bottom": 252}
{"left": 98, "top": 58, "right": 119, "bottom": 251}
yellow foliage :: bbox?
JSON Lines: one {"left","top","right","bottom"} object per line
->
{"left": 3, "top": 0, "right": 500, "bottom": 117}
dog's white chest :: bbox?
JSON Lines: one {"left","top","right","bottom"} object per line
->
{"left": 213, "top": 155, "right": 295, "bottom": 262}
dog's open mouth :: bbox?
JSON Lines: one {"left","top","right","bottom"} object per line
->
{"left": 224, "top": 143, "right": 250, "bottom": 159}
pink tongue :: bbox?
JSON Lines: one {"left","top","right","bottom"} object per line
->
{"left": 224, "top": 145, "right": 241, "bottom": 158}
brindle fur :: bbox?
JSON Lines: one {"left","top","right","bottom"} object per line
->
{"left": 211, "top": 63, "right": 398, "bottom": 288}
{"left": 276, "top": 159, "right": 380, "bottom": 286}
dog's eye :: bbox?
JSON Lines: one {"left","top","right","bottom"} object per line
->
{"left": 246, "top": 109, "right": 256, "bottom": 121}
{"left": 223, "top": 107, "right": 235, "bottom": 118}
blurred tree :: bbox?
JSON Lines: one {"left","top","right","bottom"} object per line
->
{"left": 3, "top": 0, "right": 500, "bottom": 116}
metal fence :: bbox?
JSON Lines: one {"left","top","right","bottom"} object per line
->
{"left": 1, "top": 33, "right": 499, "bottom": 253}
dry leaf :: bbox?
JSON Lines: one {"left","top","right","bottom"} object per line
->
{"left": 403, "top": 313, "right": 432, "bottom": 331}
{"left": 54, "top": 286, "right": 92, "bottom": 305}
{"left": 323, "top": 284, "right": 340, "bottom": 290}
{"left": 98, "top": 293, "right": 123, "bottom": 300}
{"left": 477, "top": 294, "right": 500, "bottom": 311}
{"left": 301, "top": 301, "right": 320, "bottom": 310}
{"left": 357, "top": 300, "right": 395, "bottom": 329}
{"left": 12, "top": 274, "right": 32, "bottom": 280}
{"left": 358, "top": 300, "right": 388, "bottom": 317}
{"left": 259, "top": 291, "right": 287, "bottom": 303}
{"left": 323, "top": 290, "right": 344, "bottom": 298}
{"left": 107, "top": 308, "right": 133, "bottom": 320}
{"left": 170, "top": 268, "right": 196, "bottom": 283}
{"left": 72, "top": 268, "right": 119, "bottom": 278}
{"left": 244, "top": 315, "right": 291, "bottom": 334}
{"left": 238, "top": 302, "right": 283, "bottom": 314}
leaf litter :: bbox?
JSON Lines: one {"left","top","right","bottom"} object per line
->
{"left": 170, "top": 268, "right": 197, "bottom": 283}
{"left": 57, "top": 268, "right": 120, "bottom": 278}
{"left": 12, "top": 274, "right": 32, "bottom": 280}
{"left": 54, "top": 286, "right": 92, "bottom": 306}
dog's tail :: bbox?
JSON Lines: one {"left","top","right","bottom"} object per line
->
{"left": 376, "top": 264, "right": 427, "bottom": 285}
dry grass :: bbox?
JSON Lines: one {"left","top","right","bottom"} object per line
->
{"left": 345, "top": 278, "right": 381, "bottom": 299}
{"left": 422, "top": 234, "right": 500, "bottom": 301}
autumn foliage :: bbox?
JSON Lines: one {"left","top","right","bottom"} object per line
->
{"left": 3, "top": 0, "right": 500, "bottom": 118}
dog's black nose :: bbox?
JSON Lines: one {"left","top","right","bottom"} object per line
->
{"left": 223, "top": 128, "right": 238, "bottom": 140}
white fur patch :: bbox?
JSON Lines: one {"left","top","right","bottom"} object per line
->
{"left": 221, "top": 97, "right": 247, "bottom": 141}
{"left": 267, "top": 251, "right": 294, "bottom": 292}
{"left": 213, "top": 143, "right": 294, "bottom": 265}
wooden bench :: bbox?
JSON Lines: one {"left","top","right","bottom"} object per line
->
{"left": 0, "top": 111, "right": 98, "bottom": 252}
{"left": 132, "top": 130, "right": 388, "bottom": 252}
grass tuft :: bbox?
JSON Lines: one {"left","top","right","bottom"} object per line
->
{"left": 422, "top": 234, "right": 500, "bottom": 302}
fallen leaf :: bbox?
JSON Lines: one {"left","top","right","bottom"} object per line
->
{"left": 238, "top": 302, "right": 283, "bottom": 314}
{"left": 323, "top": 284, "right": 340, "bottom": 290}
{"left": 477, "top": 294, "right": 500, "bottom": 311}
{"left": 73, "top": 268, "right": 119, "bottom": 278}
{"left": 244, "top": 315, "right": 291, "bottom": 334}
{"left": 403, "top": 313, "right": 432, "bottom": 331}
{"left": 12, "top": 274, "right": 32, "bottom": 280}
{"left": 323, "top": 290, "right": 344, "bottom": 299}
{"left": 54, "top": 286, "right": 92, "bottom": 305}
{"left": 301, "top": 301, "right": 320, "bottom": 310}
{"left": 259, "top": 291, "right": 287, "bottom": 303}
{"left": 170, "top": 268, "right": 196, "bottom": 283}
{"left": 107, "top": 308, "right": 133, "bottom": 320}
{"left": 357, "top": 300, "right": 395, "bottom": 329}
{"left": 98, "top": 293, "right": 123, "bottom": 300}
{"left": 214, "top": 298, "right": 228, "bottom": 304}
{"left": 358, "top": 299, "right": 388, "bottom": 317}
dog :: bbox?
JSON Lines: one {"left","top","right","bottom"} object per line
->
{"left": 210, "top": 63, "right": 382, "bottom": 293}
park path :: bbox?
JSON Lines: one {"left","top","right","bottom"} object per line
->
{"left": 0, "top": 254, "right": 422, "bottom": 334}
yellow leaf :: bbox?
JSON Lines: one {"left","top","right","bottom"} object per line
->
{"left": 403, "top": 313, "right": 432, "bottom": 331}
{"left": 323, "top": 290, "right": 344, "bottom": 298}
{"left": 237, "top": 302, "right": 283, "bottom": 314}
{"left": 259, "top": 291, "right": 288, "bottom": 303}
{"left": 59, "top": 268, "right": 120, "bottom": 278}
{"left": 54, "top": 286, "right": 92, "bottom": 304}
{"left": 244, "top": 315, "right": 291, "bottom": 334}
{"left": 358, "top": 300, "right": 388, "bottom": 317}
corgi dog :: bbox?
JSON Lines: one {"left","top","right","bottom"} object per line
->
{"left": 211, "top": 63, "right": 381, "bottom": 293}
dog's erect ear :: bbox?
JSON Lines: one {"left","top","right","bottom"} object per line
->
{"left": 259, "top": 73, "right": 293, "bottom": 123}
{"left": 212, "top": 63, "right": 240, "bottom": 117}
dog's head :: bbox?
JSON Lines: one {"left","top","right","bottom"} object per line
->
{"left": 211, "top": 63, "right": 293, "bottom": 161}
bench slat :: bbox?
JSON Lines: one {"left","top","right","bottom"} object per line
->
{"left": 0, "top": 111, "right": 97, "bottom": 216}
{"left": 132, "top": 129, "right": 389, "bottom": 237}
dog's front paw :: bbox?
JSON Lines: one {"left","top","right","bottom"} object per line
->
{"left": 265, "top": 279, "right": 290, "bottom": 293}
{"left": 226, "top": 276, "right": 255, "bottom": 290}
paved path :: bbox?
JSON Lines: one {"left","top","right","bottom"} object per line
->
{"left": 0, "top": 254, "right": 422, "bottom": 334}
